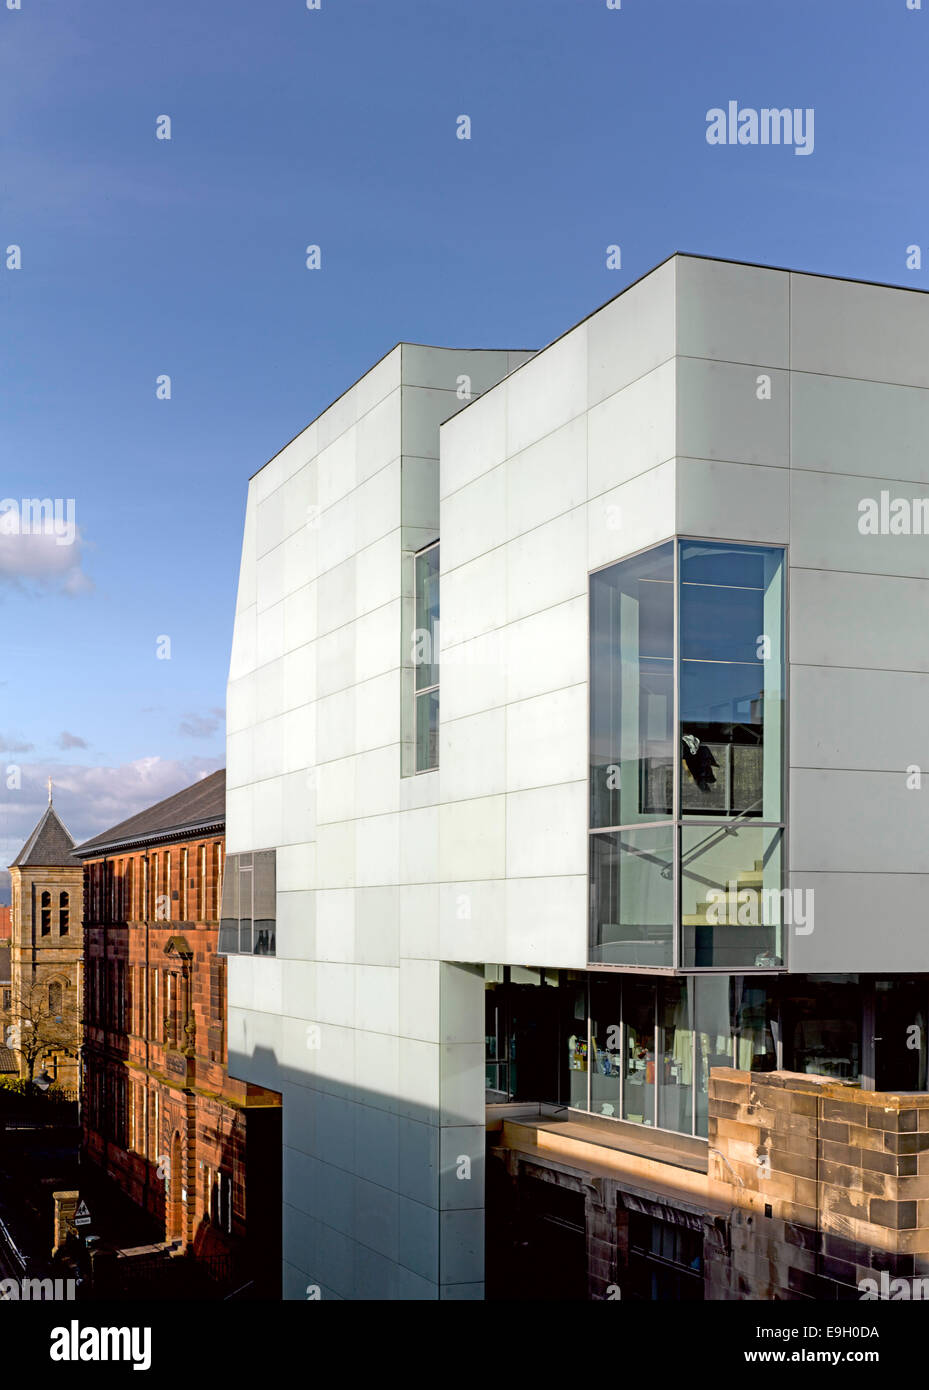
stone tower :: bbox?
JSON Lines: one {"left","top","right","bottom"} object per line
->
{"left": 7, "top": 787, "right": 84, "bottom": 1087}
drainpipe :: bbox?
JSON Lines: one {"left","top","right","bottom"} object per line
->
{"left": 103, "top": 856, "right": 109, "bottom": 1164}
{"left": 142, "top": 853, "right": 151, "bottom": 1220}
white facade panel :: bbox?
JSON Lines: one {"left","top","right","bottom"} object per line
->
{"left": 227, "top": 258, "right": 929, "bottom": 1300}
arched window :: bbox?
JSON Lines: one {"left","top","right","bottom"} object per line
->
{"left": 48, "top": 981, "right": 63, "bottom": 1016}
{"left": 40, "top": 890, "right": 51, "bottom": 935}
{"left": 59, "top": 891, "right": 69, "bottom": 935}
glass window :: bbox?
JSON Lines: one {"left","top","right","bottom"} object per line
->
{"left": 875, "top": 978, "right": 927, "bottom": 1092}
{"left": 589, "top": 539, "right": 785, "bottom": 971}
{"left": 253, "top": 851, "right": 276, "bottom": 955}
{"left": 415, "top": 689, "right": 439, "bottom": 774}
{"left": 733, "top": 977, "right": 778, "bottom": 1073}
{"left": 414, "top": 542, "right": 439, "bottom": 772}
{"left": 623, "top": 979, "right": 656, "bottom": 1126}
{"left": 590, "top": 977, "right": 622, "bottom": 1119}
{"left": 679, "top": 542, "right": 784, "bottom": 822}
{"left": 590, "top": 542, "right": 674, "bottom": 828}
{"left": 695, "top": 975, "right": 732, "bottom": 1137}
{"left": 783, "top": 975, "right": 861, "bottom": 1083}
{"left": 589, "top": 825, "right": 674, "bottom": 967}
{"left": 658, "top": 979, "right": 693, "bottom": 1133}
{"left": 485, "top": 984, "right": 509, "bottom": 1099}
{"left": 680, "top": 825, "right": 783, "bottom": 969}
{"left": 481, "top": 970, "right": 780, "bottom": 1139}
{"left": 238, "top": 858, "right": 253, "bottom": 954}
{"left": 218, "top": 850, "right": 276, "bottom": 957}
{"left": 560, "top": 979, "right": 589, "bottom": 1110}
{"left": 628, "top": 1213, "right": 704, "bottom": 1301}
{"left": 218, "top": 854, "right": 239, "bottom": 954}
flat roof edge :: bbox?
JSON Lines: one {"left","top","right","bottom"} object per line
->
{"left": 248, "top": 341, "right": 537, "bottom": 483}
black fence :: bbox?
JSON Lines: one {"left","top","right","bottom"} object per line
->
{"left": 0, "top": 1086, "right": 79, "bottom": 1128}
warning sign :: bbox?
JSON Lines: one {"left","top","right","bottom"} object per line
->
{"left": 74, "top": 1201, "right": 91, "bottom": 1228}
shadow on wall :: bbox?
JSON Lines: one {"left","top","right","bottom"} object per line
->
{"left": 226, "top": 1037, "right": 487, "bottom": 1301}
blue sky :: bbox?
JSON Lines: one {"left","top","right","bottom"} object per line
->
{"left": 0, "top": 0, "right": 926, "bottom": 868}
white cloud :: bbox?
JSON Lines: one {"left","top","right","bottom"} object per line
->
{"left": 0, "top": 755, "right": 223, "bottom": 871}
{"left": 0, "top": 525, "right": 93, "bottom": 597}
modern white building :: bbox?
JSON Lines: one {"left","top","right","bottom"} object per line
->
{"left": 224, "top": 256, "right": 929, "bottom": 1300}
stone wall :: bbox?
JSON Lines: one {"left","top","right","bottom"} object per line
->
{"left": 706, "top": 1069, "right": 929, "bottom": 1299}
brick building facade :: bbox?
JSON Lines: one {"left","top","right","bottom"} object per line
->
{"left": 75, "top": 770, "right": 282, "bottom": 1293}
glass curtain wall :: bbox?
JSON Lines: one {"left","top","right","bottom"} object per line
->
{"left": 589, "top": 542, "right": 674, "bottom": 965}
{"left": 484, "top": 972, "right": 879, "bottom": 1139}
{"left": 589, "top": 538, "right": 786, "bottom": 970}
{"left": 589, "top": 974, "right": 775, "bottom": 1136}
{"left": 679, "top": 541, "right": 785, "bottom": 968}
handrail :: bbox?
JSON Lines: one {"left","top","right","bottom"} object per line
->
{"left": 0, "top": 1216, "right": 27, "bottom": 1272}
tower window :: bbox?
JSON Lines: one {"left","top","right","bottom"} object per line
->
{"left": 40, "top": 890, "right": 51, "bottom": 935}
{"left": 59, "top": 891, "right": 69, "bottom": 935}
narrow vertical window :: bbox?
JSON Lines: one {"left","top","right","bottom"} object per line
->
{"left": 181, "top": 847, "right": 188, "bottom": 921}
{"left": 40, "top": 890, "right": 52, "bottom": 936}
{"left": 414, "top": 541, "right": 440, "bottom": 772}
{"left": 58, "top": 891, "right": 69, "bottom": 935}
{"left": 218, "top": 855, "right": 239, "bottom": 954}
{"left": 238, "top": 859, "right": 253, "bottom": 955}
{"left": 212, "top": 843, "right": 222, "bottom": 918}
{"left": 164, "top": 971, "right": 173, "bottom": 1045}
{"left": 210, "top": 957, "right": 226, "bottom": 1060}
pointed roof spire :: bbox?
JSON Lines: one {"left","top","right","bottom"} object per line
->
{"left": 10, "top": 802, "right": 79, "bottom": 867}
{"left": 48, "top": 776, "right": 53, "bottom": 806}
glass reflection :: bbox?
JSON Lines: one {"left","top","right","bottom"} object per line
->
{"left": 679, "top": 542, "right": 784, "bottom": 822}
{"left": 623, "top": 979, "right": 656, "bottom": 1125}
{"left": 658, "top": 979, "right": 692, "bottom": 1133}
{"left": 695, "top": 975, "right": 732, "bottom": 1137}
{"left": 590, "top": 542, "right": 674, "bottom": 829}
{"left": 589, "top": 826, "right": 674, "bottom": 967}
{"left": 680, "top": 825, "right": 783, "bottom": 969}
{"left": 591, "top": 977, "right": 622, "bottom": 1118}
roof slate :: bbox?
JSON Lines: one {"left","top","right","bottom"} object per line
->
{"left": 74, "top": 769, "right": 225, "bottom": 856}
{"left": 10, "top": 805, "right": 80, "bottom": 867}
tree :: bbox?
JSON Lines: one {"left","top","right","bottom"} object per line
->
{"left": 6, "top": 976, "right": 78, "bottom": 1084}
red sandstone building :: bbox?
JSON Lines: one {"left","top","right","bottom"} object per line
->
{"left": 74, "top": 770, "right": 281, "bottom": 1294}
